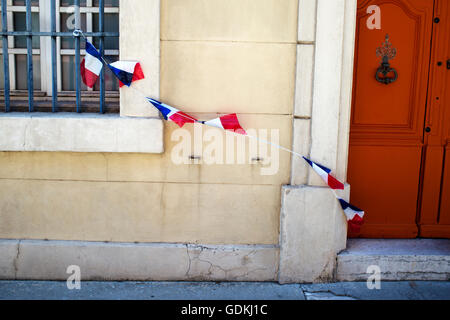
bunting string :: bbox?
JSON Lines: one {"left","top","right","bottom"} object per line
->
{"left": 77, "top": 33, "right": 365, "bottom": 233}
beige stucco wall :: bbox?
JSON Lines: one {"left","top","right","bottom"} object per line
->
{"left": 0, "top": 0, "right": 299, "bottom": 245}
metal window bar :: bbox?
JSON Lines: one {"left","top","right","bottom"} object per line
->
{"left": 50, "top": 0, "right": 56, "bottom": 112}
{"left": 26, "top": 0, "right": 33, "bottom": 112}
{"left": 74, "top": 0, "right": 80, "bottom": 112}
{"left": 0, "top": 0, "right": 119, "bottom": 113}
{"left": 98, "top": 0, "right": 104, "bottom": 114}
{"left": 1, "top": 0, "right": 10, "bottom": 112}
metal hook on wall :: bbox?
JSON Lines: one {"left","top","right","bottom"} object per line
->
{"left": 375, "top": 34, "right": 398, "bottom": 85}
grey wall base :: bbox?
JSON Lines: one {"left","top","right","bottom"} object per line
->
{"left": 0, "top": 239, "right": 279, "bottom": 281}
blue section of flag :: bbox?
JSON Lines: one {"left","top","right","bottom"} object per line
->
{"left": 85, "top": 41, "right": 102, "bottom": 60}
{"left": 149, "top": 98, "right": 162, "bottom": 104}
{"left": 338, "top": 198, "right": 363, "bottom": 213}
{"left": 314, "top": 162, "right": 331, "bottom": 174}
{"left": 302, "top": 156, "right": 331, "bottom": 174}
{"left": 302, "top": 156, "right": 313, "bottom": 167}
{"left": 108, "top": 64, "right": 133, "bottom": 87}
{"left": 147, "top": 98, "right": 170, "bottom": 120}
{"left": 338, "top": 198, "right": 349, "bottom": 210}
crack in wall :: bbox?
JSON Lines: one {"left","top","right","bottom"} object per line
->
{"left": 185, "top": 244, "right": 192, "bottom": 277}
{"left": 13, "top": 240, "right": 21, "bottom": 279}
{"left": 313, "top": 258, "right": 335, "bottom": 283}
{"left": 22, "top": 120, "right": 31, "bottom": 149}
{"left": 184, "top": 245, "right": 270, "bottom": 281}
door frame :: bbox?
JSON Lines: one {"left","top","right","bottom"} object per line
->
{"left": 418, "top": 0, "right": 450, "bottom": 238}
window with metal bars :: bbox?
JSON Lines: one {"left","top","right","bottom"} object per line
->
{"left": 0, "top": 0, "right": 119, "bottom": 113}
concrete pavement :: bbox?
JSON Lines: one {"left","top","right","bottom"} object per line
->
{"left": 0, "top": 280, "right": 449, "bottom": 300}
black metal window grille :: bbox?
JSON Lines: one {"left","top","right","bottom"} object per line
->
{"left": 0, "top": 0, "right": 120, "bottom": 113}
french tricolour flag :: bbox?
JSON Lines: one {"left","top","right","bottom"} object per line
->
{"left": 147, "top": 98, "right": 197, "bottom": 128}
{"left": 108, "top": 61, "right": 144, "bottom": 87}
{"left": 338, "top": 198, "right": 365, "bottom": 233}
{"left": 302, "top": 157, "right": 344, "bottom": 190}
{"left": 203, "top": 114, "right": 247, "bottom": 135}
{"left": 80, "top": 41, "right": 103, "bottom": 88}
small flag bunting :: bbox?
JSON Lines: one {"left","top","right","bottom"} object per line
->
{"left": 338, "top": 198, "right": 365, "bottom": 233}
{"left": 302, "top": 157, "right": 345, "bottom": 190}
{"left": 73, "top": 28, "right": 366, "bottom": 238}
{"left": 108, "top": 61, "right": 145, "bottom": 87}
{"left": 203, "top": 113, "right": 247, "bottom": 135}
{"left": 80, "top": 40, "right": 103, "bottom": 88}
{"left": 302, "top": 157, "right": 364, "bottom": 232}
{"left": 147, "top": 98, "right": 197, "bottom": 128}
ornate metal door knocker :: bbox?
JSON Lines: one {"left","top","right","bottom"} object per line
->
{"left": 375, "top": 34, "right": 398, "bottom": 85}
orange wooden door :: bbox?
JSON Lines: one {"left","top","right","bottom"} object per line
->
{"left": 419, "top": 0, "right": 450, "bottom": 238}
{"left": 348, "top": 0, "right": 435, "bottom": 238}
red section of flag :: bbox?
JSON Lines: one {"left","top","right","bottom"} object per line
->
{"left": 80, "top": 59, "right": 99, "bottom": 88}
{"left": 327, "top": 174, "right": 345, "bottom": 190}
{"left": 132, "top": 63, "right": 145, "bottom": 82}
{"left": 169, "top": 111, "right": 197, "bottom": 128}
{"left": 219, "top": 113, "right": 247, "bottom": 135}
{"left": 348, "top": 214, "right": 364, "bottom": 233}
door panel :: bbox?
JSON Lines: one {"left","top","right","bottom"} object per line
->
{"left": 352, "top": 2, "right": 431, "bottom": 128}
{"left": 419, "top": 0, "right": 450, "bottom": 238}
{"left": 348, "top": 0, "right": 434, "bottom": 238}
{"left": 348, "top": 145, "right": 421, "bottom": 238}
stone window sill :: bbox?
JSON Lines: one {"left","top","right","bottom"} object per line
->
{"left": 0, "top": 112, "right": 163, "bottom": 153}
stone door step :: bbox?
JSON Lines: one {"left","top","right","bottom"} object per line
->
{"left": 336, "top": 239, "right": 450, "bottom": 281}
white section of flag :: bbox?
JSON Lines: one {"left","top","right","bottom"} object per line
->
{"left": 109, "top": 61, "right": 138, "bottom": 73}
{"left": 85, "top": 53, "right": 103, "bottom": 76}
{"left": 204, "top": 118, "right": 223, "bottom": 129}
{"left": 312, "top": 163, "right": 329, "bottom": 183}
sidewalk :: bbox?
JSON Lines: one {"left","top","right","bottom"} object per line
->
{"left": 0, "top": 280, "right": 449, "bottom": 300}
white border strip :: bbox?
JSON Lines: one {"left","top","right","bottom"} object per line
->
{"left": 0, "top": 113, "right": 163, "bottom": 153}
